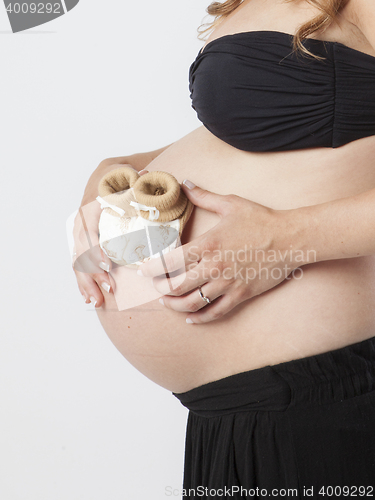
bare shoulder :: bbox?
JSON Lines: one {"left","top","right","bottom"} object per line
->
{"left": 340, "top": 0, "right": 375, "bottom": 48}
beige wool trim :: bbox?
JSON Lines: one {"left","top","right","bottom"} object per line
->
{"left": 97, "top": 166, "right": 139, "bottom": 218}
{"left": 97, "top": 166, "right": 195, "bottom": 237}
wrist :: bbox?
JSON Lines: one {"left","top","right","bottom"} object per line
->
{"left": 276, "top": 206, "right": 321, "bottom": 269}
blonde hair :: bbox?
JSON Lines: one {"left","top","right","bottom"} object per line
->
{"left": 198, "top": 0, "right": 347, "bottom": 59}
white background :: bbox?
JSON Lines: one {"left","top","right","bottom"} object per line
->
{"left": 0, "top": 1, "right": 209, "bottom": 498}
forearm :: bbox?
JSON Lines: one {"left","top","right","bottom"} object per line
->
{"left": 126, "top": 144, "right": 173, "bottom": 171}
{"left": 80, "top": 143, "right": 173, "bottom": 206}
{"left": 286, "top": 187, "right": 375, "bottom": 266}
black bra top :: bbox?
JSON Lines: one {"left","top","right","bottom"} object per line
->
{"left": 189, "top": 31, "right": 375, "bottom": 152}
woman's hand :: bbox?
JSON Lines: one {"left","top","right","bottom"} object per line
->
{"left": 137, "top": 180, "right": 306, "bottom": 324}
{"left": 72, "top": 164, "right": 149, "bottom": 308}
{"left": 72, "top": 198, "right": 114, "bottom": 308}
{"left": 71, "top": 141, "right": 173, "bottom": 307}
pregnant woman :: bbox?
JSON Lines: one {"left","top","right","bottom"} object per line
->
{"left": 73, "top": 0, "right": 375, "bottom": 494}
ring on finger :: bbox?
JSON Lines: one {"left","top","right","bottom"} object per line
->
{"left": 198, "top": 285, "right": 212, "bottom": 305}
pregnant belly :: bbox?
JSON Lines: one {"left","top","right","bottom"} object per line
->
{"left": 96, "top": 126, "right": 375, "bottom": 393}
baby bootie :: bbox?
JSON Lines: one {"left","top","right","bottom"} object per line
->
{"left": 96, "top": 166, "right": 194, "bottom": 267}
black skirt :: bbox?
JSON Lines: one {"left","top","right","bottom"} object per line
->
{"left": 173, "top": 336, "right": 375, "bottom": 498}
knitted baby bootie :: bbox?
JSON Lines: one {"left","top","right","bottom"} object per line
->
{"left": 96, "top": 166, "right": 194, "bottom": 267}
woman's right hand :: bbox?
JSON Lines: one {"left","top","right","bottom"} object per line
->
{"left": 72, "top": 197, "right": 114, "bottom": 308}
{"left": 72, "top": 164, "right": 149, "bottom": 308}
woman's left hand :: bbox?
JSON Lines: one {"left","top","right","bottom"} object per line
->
{"left": 138, "top": 180, "right": 307, "bottom": 324}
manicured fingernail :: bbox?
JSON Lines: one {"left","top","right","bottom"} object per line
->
{"left": 102, "top": 282, "right": 111, "bottom": 293}
{"left": 186, "top": 318, "right": 194, "bottom": 324}
{"left": 138, "top": 169, "right": 147, "bottom": 175}
{"left": 183, "top": 179, "right": 195, "bottom": 190}
{"left": 90, "top": 296, "right": 97, "bottom": 307}
{"left": 137, "top": 269, "right": 143, "bottom": 276}
{"left": 83, "top": 295, "right": 88, "bottom": 303}
{"left": 159, "top": 298, "right": 164, "bottom": 306}
{"left": 99, "top": 261, "right": 110, "bottom": 272}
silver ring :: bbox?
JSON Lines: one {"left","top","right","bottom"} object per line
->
{"left": 198, "top": 285, "right": 211, "bottom": 305}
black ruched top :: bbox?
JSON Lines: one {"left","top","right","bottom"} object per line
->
{"left": 188, "top": 31, "right": 375, "bottom": 152}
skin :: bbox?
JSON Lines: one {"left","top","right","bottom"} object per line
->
{"left": 72, "top": 0, "right": 375, "bottom": 393}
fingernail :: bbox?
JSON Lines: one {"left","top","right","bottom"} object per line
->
{"left": 83, "top": 295, "right": 88, "bottom": 303}
{"left": 159, "top": 298, "right": 164, "bottom": 306}
{"left": 90, "top": 296, "right": 97, "bottom": 307}
{"left": 99, "top": 261, "right": 110, "bottom": 272}
{"left": 138, "top": 169, "right": 147, "bottom": 175}
{"left": 137, "top": 268, "right": 143, "bottom": 277}
{"left": 102, "top": 282, "right": 111, "bottom": 293}
{"left": 186, "top": 318, "right": 194, "bottom": 324}
{"left": 183, "top": 179, "right": 195, "bottom": 190}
